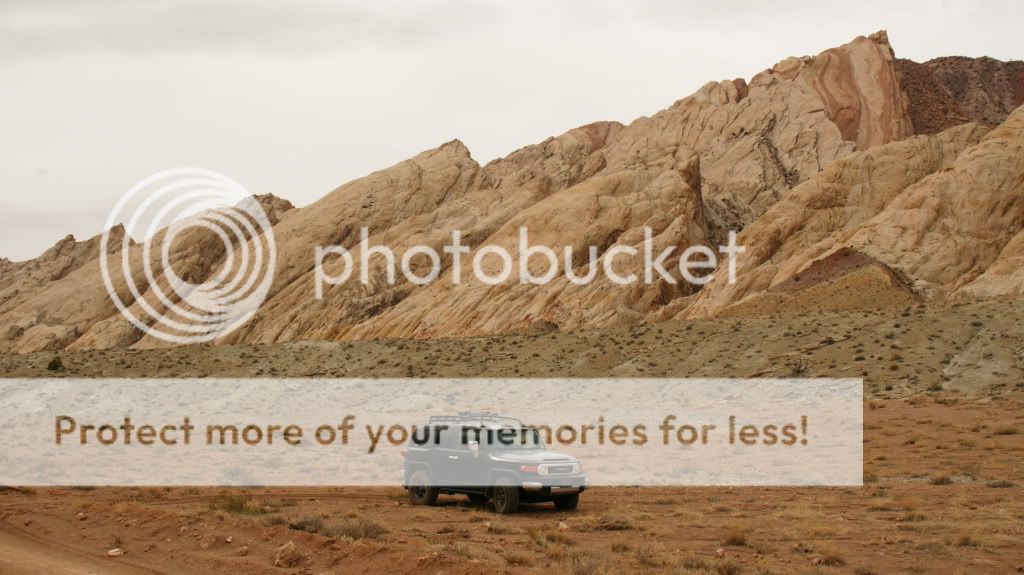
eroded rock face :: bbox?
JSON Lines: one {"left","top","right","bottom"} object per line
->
{"left": 757, "top": 31, "right": 913, "bottom": 150}
{"left": 346, "top": 160, "right": 708, "bottom": 339}
{"left": 685, "top": 104, "right": 1024, "bottom": 317}
{"left": 680, "top": 123, "right": 990, "bottom": 318}
{"left": 0, "top": 196, "right": 293, "bottom": 353}
{"left": 897, "top": 56, "right": 1024, "bottom": 134}
{"left": 170, "top": 33, "right": 904, "bottom": 345}
{"left": 842, "top": 105, "right": 1024, "bottom": 296}
{"left": 2, "top": 32, "right": 1022, "bottom": 351}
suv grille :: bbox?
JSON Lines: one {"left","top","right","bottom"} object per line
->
{"left": 547, "top": 464, "right": 574, "bottom": 474}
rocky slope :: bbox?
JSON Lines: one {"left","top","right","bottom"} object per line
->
{"left": 896, "top": 56, "right": 1024, "bottom": 134}
{"left": 678, "top": 122, "right": 992, "bottom": 318}
{"left": 2, "top": 31, "right": 1023, "bottom": 351}
{"left": 231, "top": 30, "right": 911, "bottom": 343}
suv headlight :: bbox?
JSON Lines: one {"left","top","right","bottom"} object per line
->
{"left": 537, "top": 464, "right": 549, "bottom": 476}
{"left": 572, "top": 462, "right": 583, "bottom": 474}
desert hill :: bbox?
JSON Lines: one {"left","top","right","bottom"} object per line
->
{"left": 1, "top": 31, "right": 1023, "bottom": 352}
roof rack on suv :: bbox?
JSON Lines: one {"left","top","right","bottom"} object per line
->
{"left": 428, "top": 412, "right": 524, "bottom": 426}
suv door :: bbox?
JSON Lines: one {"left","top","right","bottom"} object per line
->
{"left": 434, "top": 425, "right": 474, "bottom": 487}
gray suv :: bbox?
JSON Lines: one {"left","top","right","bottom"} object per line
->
{"left": 401, "top": 412, "right": 586, "bottom": 514}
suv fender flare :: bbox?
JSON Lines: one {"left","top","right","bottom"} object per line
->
{"left": 403, "top": 461, "right": 434, "bottom": 483}
{"left": 486, "top": 471, "right": 520, "bottom": 497}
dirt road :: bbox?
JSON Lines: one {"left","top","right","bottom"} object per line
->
{"left": 0, "top": 520, "right": 176, "bottom": 575}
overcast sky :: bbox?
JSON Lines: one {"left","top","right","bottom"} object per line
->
{"left": 1, "top": 0, "right": 1021, "bottom": 261}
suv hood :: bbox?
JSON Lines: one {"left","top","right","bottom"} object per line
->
{"left": 489, "top": 449, "right": 577, "bottom": 463}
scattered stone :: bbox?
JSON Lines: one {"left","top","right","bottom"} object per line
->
{"left": 237, "top": 545, "right": 249, "bottom": 557}
{"left": 557, "top": 521, "right": 569, "bottom": 531}
{"left": 274, "top": 541, "right": 304, "bottom": 568}
{"left": 107, "top": 548, "right": 124, "bottom": 557}
{"left": 76, "top": 512, "right": 87, "bottom": 521}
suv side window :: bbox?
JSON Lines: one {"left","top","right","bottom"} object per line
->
{"left": 438, "top": 425, "right": 465, "bottom": 450}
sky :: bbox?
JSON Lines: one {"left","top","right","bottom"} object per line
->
{"left": 1, "top": 0, "right": 1022, "bottom": 261}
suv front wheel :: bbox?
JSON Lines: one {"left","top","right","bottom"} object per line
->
{"left": 407, "top": 470, "right": 439, "bottom": 506}
{"left": 492, "top": 476, "right": 520, "bottom": 514}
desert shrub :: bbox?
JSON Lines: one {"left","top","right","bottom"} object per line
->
{"left": 327, "top": 516, "right": 387, "bottom": 540}
{"left": 47, "top": 355, "right": 64, "bottom": 371}
{"left": 210, "top": 494, "right": 269, "bottom": 515}
{"left": 288, "top": 516, "right": 323, "bottom": 533}
{"left": 501, "top": 550, "right": 534, "bottom": 566}
{"left": 715, "top": 562, "right": 741, "bottom": 575}
{"left": 722, "top": 530, "right": 747, "bottom": 546}
{"left": 956, "top": 534, "right": 980, "bottom": 547}
{"left": 610, "top": 542, "right": 631, "bottom": 553}
{"left": 435, "top": 541, "right": 482, "bottom": 560}
{"left": 570, "top": 550, "right": 608, "bottom": 575}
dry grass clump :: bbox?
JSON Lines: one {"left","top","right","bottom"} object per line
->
{"left": 433, "top": 541, "right": 493, "bottom": 561}
{"left": 815, "top": 543, "right": 846, "bottom": 566}
{"left": 721, "top": 530, "right": 748, "bottom": 546}
{"left": 327, "top": 516, "right": 387, "bottom": 540}
{"left": 678, "top": 557, "right": 740, "bottom": 575}
{"left": 610, "top": 542, "right": 632, "bottom": 553}
{"left": 209, "top": 494, "right": 270, "bottom": 515}
{"left": 287, "top": 515, "right": 323, "bottom": 533}
{"left": 278, "top": 514, "right": 386, "bottom": 540}
{"left": 527, "top": 527, "right": 576, "bottom": 547}
{"left": 501, "top": 549, "right": 535, "bottom": 566}
{"left": 527, "top": 527, "right": 577, "bottom": 561}
{"left": 634, "top": 542, "right": 669, "bottom": 567}
{"left": 578, "top": 507, "right": 648, "bottom": 531}
{"left": 486, "top": 520, "right": 520, "bottom": 534}
{"left": 955, "top": 533, "right": 980, "bottom": 547}
{"left": 570, "top": 549, "right": 608, "bottom": 575}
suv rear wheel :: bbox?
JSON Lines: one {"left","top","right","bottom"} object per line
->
{"left": 492, "top": 477, "right": 520, "bottom": 514}
{"left": 407, "top": 470, "right": 438, "bottom": 506}
{"left": 553, "top": 493, "right": 579, "bottom": 511}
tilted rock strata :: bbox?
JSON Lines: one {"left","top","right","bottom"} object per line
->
{"left": 680, "top": 122, "right": 990, "bottom": 318}
{"left": 3, "top": 32, "right": 1024, "bottom": 350}
{"left": 759, "top": 30, "right": 913, "bottom": 150}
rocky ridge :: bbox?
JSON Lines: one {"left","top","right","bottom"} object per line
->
{"left": 1, "top": 31, "right": 1023, "bottom": 351}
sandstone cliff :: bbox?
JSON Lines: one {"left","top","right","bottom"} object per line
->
{"left": 684, "top": 105, "right": 1024, "bottom": 317}
{"left": 3, "top": 32, "right": 1024, "bottom": 351}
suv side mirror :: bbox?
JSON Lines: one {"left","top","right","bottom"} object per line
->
{"left": 468, "top": 441, "right": 479, "bottom": 456}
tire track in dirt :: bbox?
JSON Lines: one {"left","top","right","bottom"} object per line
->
{"left": 0, "top": 519, "right": 187, "bottom": 575}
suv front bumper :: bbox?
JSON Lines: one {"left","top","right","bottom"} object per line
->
{"left": 521, "top": 476, "right": 587, "bottom": 494}
{"left": 522, "top": 482, "right": 584, "bottom": 494}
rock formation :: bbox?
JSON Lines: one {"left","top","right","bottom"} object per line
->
{"left": 680, "top": 122, "right": 990, "bottom": 318}
{"left": 896, "top": 55, "right": 1024, "bottom": 133}
{"left": 2, "top": 31, "right": 1023, "bottom": 351}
